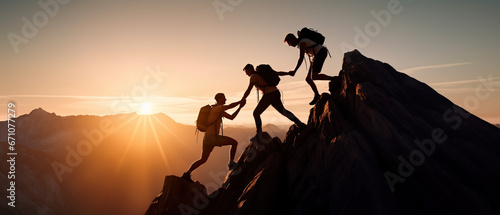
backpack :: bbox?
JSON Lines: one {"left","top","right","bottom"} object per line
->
{"left": 195, "top": 105, "right": 223, "bottom": 140}
{"left": 196, "top": 105, "right": 214, "bottom": 132}
{"left": 297, "top": 27, "right": 325, "bottom": 45}
{"left": 255, "top": 64, "right": 280, "bottom": 87}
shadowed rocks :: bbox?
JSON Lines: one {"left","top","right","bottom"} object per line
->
{"left": 146, "top": 50, "right": 500, "bottom": 215}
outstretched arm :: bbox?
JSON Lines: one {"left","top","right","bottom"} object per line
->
{"left": 276, "top": 71, "right": 292, "bottom": 76}
{"left": 223, "top": 100, "right": 241, "bottom": 110}
{"left": 291, "top": 42, "right": 306, "bottom": 76}
{"left": 223, "top": 103, "right": 244, "bottom": 120}
{"left": 241, "top": 82, "right": 254, "bottom": 101}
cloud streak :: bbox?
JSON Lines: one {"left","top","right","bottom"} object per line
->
{"left": 401, "top": 62, "right": 472, "bottom": 74}
{"left": 429, "top": 76, "right": 500, "bottom": 87}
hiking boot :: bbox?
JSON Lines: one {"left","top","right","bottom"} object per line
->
{"left": 309, "top": 94, "right": 320, "bottom": 105}
{"left": 228, "top": 161, "right": 238, "bottom": 171}
{"left": 181, "top": 172, "right": 194, "bottom": 183}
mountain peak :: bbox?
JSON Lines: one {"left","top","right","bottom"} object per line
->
{"left": 28, "top": 107, "right": 56, "bottom": 117}
{"left": 343, "top": 49, "right": 365, "bottom": 64}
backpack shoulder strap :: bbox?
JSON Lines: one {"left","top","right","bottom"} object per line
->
{"left": 206, "top": 105, "right": 222, "bottom": 127}
{"left": 206, "top": 106, "right": 224, "bottom": 137}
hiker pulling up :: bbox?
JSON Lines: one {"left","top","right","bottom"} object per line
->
{"left": 182, "top": 93, "right": 245, "bottom": 182}
{"left": 240, "top": 64, "right": 306, "bottom": 140}
{"left": 284, "top": 27, "right": 334, "bottom": 105}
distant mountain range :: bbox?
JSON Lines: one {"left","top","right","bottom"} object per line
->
{"left": 0, "top": 108, "right": 287, "bottom": 215}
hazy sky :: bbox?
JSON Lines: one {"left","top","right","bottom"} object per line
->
{"left": 1, "top": 0, "right": 499, "bottom": 125}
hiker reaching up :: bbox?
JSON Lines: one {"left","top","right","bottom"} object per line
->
{"left": 182, "top": 93, "right": 245, "bottom": 182}
{"left": 284, "top": 28, "right": 333, "bottom": 105}
{"left": 240, "top": 64, "right": 306, "bottom": 140}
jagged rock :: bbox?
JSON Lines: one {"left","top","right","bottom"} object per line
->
{"left": 145, "top": 176, "right": 207, "bottom": 215}
{"left": 147, "top": 50, "right": 500, "bottom": 215}
{"left": 145, "top": 132, "right": 287, "bottom": 215}
{"left": 235, "top": 152, "right": 286, "bottom": 215}
{"left": 203, "top": 132, "right": 286, "bottom": 215}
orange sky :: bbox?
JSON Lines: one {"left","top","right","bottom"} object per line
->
{"left": 1, "top": 0, "right": 499, "bottom": 125}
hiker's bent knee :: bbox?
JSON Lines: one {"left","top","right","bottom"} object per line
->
{"left": 253, "top": 110, "right": 260, "bottom": 118}
{"left": 312, "top": 73, "right": 319, "bottom": 79}
{"left": 199, "top": 157, "right": 208, "bottom": 163}
{"left": 305, "top": 76, "right": 313, "bottom": 83}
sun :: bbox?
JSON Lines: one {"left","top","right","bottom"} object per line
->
{"left": 138, "top": 102, "right": 153, "bottom": 115}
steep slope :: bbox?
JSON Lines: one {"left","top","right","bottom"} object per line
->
{"left": 277, "top": 50, "right": 500, "bottom": 215}
{"left": 146, "top": 50, "right": 500, "bottom": 215}
{"left": 145, "top": 132, "right": 284, "bottom": 215}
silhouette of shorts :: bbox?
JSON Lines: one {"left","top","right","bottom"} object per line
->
{"left": 202, "top": 134, "right": 236, "bottom": 153}
{"left": 311, "top": 47, "right": 327, "bottom": 74}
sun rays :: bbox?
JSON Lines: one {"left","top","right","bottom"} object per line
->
{"left": 114, "top": 116, "right": 144, "bottom": 175}
{"left": 112, "top": 114, "right": 173, "bottom": 176}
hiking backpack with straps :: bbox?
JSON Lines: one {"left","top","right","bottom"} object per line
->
{"left": 297, "top": 27, "right": 325, "bottom": 45}
{"left": 195, "top": 105, "right": 223, "bottom": 141}
{"left": 255, "top": 64, "right": 280, "bottom": 87}
{"left": 196, "top": 105, "right": 219, "bottom": 132}
{"left": 297, "top": 27, "right": 330, "bottom": 71}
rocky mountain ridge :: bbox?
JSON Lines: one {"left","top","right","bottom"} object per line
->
{"left": 145, "top": 50, "right": 500, "bottom": 215}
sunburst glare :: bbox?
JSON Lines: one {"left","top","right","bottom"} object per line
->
{"left": 138, "top": 102, "right": 153, "bottom": 115}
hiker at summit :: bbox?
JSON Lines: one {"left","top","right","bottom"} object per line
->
{"left": 284, "top": 28, "right": 333, "bottom": 105}
{"left": 182, "top": 93, "right": 245, "bottom": 182}
{"left": 240, "top": 64, "right": 306, "bottom": 140}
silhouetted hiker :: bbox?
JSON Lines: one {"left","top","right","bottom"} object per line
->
{"left": 240, "top": 64, "right": 306, "bottom": 140}
{"left": 182, "top": 93, "right": 245, "bottom": 182}
{"left": 284, "top": 28, "right": 333, "bottom": 105}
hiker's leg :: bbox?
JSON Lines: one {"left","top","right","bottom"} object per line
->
{"left": 307, "top": 67, "right": 321, "bottom": 105}
{"left": 312, "top": 73, "right": 333, "bottom": 80}
{"left": 311, "top": 48, "right": 332, "bottom": 81}
{"left": 229, "top": 139, "right": 237, "bottom": 161}
{"left": 187, "top": 149, "right": 211, "bottom": 173}
{"left": 306, "top": 67, "right": 320, "bottom": 96}
{"left": 253, "top": 94, "right": 272, "bottom": 133}
{"left": 217, "top": 136, "right": 238, "bottom": 161}
{"left": 270, "top": 91, "right": 303, "bottom": 125}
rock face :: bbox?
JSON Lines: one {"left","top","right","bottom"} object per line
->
{"left": 146, "top": 50, "right": 500, "bottom": 215}
{"left": 145, "top": 176, "right": 207, "bottom": 215}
